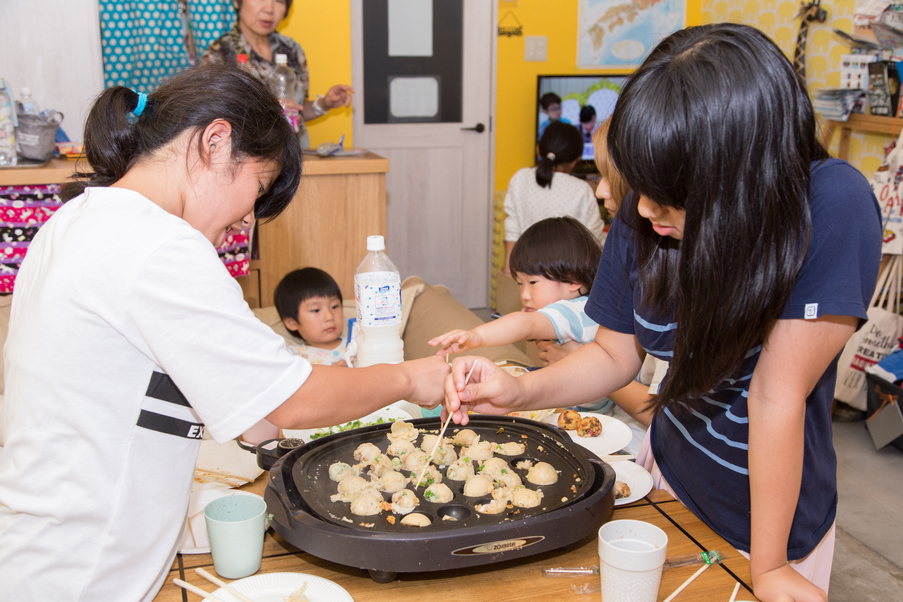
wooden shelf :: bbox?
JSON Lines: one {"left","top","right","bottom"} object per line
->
{"left": 822, "top": 114, "right": 903, "bottom": 160}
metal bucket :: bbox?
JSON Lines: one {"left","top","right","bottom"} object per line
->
{"left": 16, "top": 112, "right": 62, "bottom": 161}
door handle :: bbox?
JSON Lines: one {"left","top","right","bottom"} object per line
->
{"left": 461, "top": 123, "right": 485, "bottom": 133}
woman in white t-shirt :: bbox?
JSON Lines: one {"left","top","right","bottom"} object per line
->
{"left": 0, "top": 64, "right": 448, "bottom": 602}
{"left": 503, "top": 120, "right": 605, "bottom": 273}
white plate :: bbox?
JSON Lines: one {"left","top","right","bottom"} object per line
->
{"left": 213, "top": 572, "right": 353, "bottom": 602}
{"left": 612, "top": 461, "right": 654, "bottom": 506}
{"left": 542, "top": 412, "right": 633, "bottom": 457}
{"left": 283, "top": 406, "right": 412, "bottom": 442}
{"left": 195, "top": 439, "right": 264, "bottom": 487}
{"left": 179, "top": 490, "right": 266, "bottom": 554}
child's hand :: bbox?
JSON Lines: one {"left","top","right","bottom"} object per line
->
{"left": 429, "top": 329, "right": 482, "bottom": 354}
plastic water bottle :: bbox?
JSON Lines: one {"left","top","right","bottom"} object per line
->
{"left": 17, "top": 87, "right": 39, "bottom": 115}
{"left": 355, "top": 235, "right": 404, "bottom": 367}
{"left": 268, "top": 54, "right": 297, "bottom": 107}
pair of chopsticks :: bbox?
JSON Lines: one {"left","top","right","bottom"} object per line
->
{"left": 661, "top": 550, "right": 724, "bottom": 602}
{"left": 173, "top": 568, "right": 255, "bottom": 602}
{"left": 414, "top": 361, "right": 477, "bottom": 487}
{"left": 194, "top": 468, "right": 250, "bottom": 487}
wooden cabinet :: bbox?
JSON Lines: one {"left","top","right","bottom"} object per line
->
{"left": 822, "top": 113, "right": 903, "bottom": 160}
{"left": 0, "top": 152, "right": 390, "bottom": 309}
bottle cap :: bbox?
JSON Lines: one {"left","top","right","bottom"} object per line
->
{"left": 275, "top": 53, "right": 288, "bottom": 65}
{"left": 21, "top": 86, "right": 30, "bottom": 96}
{"left": 236, "top": 53, "right": 248, "bottom": 64}
{"left": 366, "top": 235, "right": 385, "bottom": 251}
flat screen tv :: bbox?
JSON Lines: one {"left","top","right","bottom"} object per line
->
{"left": 536, "top": 74, "right": 630, "bottom": 163}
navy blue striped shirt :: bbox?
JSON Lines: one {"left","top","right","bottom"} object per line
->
{"left": 585, "top": 159, "right": 882, "bottom": 558}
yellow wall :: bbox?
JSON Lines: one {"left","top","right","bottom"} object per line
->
{"left": 494, "top": 0, "right": 703, "bottom": 192}
{"left": 280, "top": 0, "right": 354, "bottom": 147}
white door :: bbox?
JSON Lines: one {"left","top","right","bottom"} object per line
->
{"left": 351, "top": 0, "right": 496, "bottom": 308}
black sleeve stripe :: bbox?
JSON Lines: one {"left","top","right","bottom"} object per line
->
{"left": 145, "top": 371, "right": 192, "bottom": 408}
{"left": 137, "top": 410, "right": 205, "bottom": 440}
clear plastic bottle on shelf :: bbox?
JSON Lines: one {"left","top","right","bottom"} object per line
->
{"left": 354, "top": 235, "right": 404, "bottom": 367}
{"left": 267, "top": 54, "right": 297, "bottom": 107}
{"left": 17, "top": 87, "right": 39, "bottom": 115}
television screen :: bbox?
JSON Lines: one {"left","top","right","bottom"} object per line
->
{"left": 536, "top": 74, "right": 629, "bottom": 162}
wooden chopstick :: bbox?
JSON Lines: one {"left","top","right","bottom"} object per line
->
{"left": 195, "top": 467, "right": 249, "bottom": 481}
{"left": 662, "top": 562, "right": 712, "bottom": 602}
{"left": 195, "top": 568, "right": 256, "bottom": 602}
{"left": 728, "top": 582, "right": 741, "bottom": 602}
{"left": 415, "top": 361, "right": 477, "bottom": 487}
{"left": 194, "top": 473, "right": 250, "bottom": 487}
{"left": 172, "top": 577, "right": 224, "bottom": 601}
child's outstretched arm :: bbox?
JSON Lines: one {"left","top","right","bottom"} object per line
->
{"left": 429, "top": 311, "right": 560, "bottom": 355}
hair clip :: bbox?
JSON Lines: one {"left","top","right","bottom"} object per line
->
{"left": 546, "top": 152, "right": 556, "bottom": 161}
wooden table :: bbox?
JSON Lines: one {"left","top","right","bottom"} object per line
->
{"left": 154, "top": 479, "right": 759, "bottom": 602}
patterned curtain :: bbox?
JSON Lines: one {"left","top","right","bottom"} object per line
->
{"left": 99, "top": 0, "right": 235, "bottom": 92}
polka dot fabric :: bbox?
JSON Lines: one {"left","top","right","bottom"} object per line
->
{"left": 99, "top": 1, "right": 234, "bottom": 92}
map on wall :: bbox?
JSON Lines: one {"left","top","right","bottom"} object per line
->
{"left": 577, "top": 0, "right": 685, "bottom": 69}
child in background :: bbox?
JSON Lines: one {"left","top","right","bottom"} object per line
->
{"left": 503, "top": 121, "right": 605, "bottom": 273}
{"left": 275, "top": 267, "right": 357, "bottom": 367}
{"left": 537, "top": 92, "right": 570, "bottom": 139}
{"left": 579, "top": 105, "right": 596, "bottom": 143}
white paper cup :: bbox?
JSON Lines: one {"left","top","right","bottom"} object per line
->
{"left": 598, "top": 519, "right": 668, "bottom": 602}
{"left": 203, "top": 494, "right": 267, "bottom": 579}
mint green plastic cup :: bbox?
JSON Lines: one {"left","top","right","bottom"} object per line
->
{"left": 203, "top": 495, "right": 267, "bottom": 579}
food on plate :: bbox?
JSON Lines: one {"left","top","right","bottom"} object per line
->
{"left": 387, "top": 439, "right": 416, "bottom": 457}
{"left": 512, "top": 487, "right": 544, "bottom": 508}
{"left": 506, "top": 408, "right": 555, "bottom": 422}
{"left": 429, "top": 444, "right": 457, "bottom": 467}
{"left": 462, "top": 440, "right": 494, "bottom": 462}
{"left": 353, "top": 442, "right": 381, "bottom": 463}
{"left": 615, "top": 481, "right": 632, "bottom": 500}
{"left": 424, "top": 483, "right": 454, "bottom": 503}
{"left": 402, "top": 450, "right": 429, "bottom": 472}
{"left": 558, "top": 409, "right": 581, "bottom": 430}
{"left": 328, "top": 461, "right": 359, "bottom": 482}
{"left": 445, "top": 458, "right": 475, "bottom": 481}
{"left": 312, "top": 416, "right": 399, "bottom": 440}
{"left": 410, "top": 465, "right": 442, "bottom": 487}
{"left": 400, "top": 512, "right": 431, "bottom": 527}
{"left": 286, "top": 583, "right": 309, "bottom": 602}
{"left": 463, "top": 474, "right": 494, "bottom": 497}
{"left": 526, "top": 461, "right": 559, "bottom": 486}
{"left": 577, "top": 416, "right": 603, "bottom": 438}
{"left": 478, "top": 457, "right": 510, "bottom": 479}
{"left": 350, "top": 491, "right": 383, "bottom": 516}
{"left": 375, "top": 470, "right": 407, "bottom": 494}
{"left": 387, "top": 419, "right": 419, "bottom": 442}
{"left": 451, "top": 428, "right": 480, "bottom": 447}
{"left": 390, "top": 489, "right": 419, "bottom": 514}
{"left": 498, "top": 471, "right": 522, "bottom": 489}
{"left": 493, "top": 441, "right": 525, "bottom": 456}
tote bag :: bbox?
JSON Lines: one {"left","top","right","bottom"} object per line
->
{"left": 872, "top": 127, "right": 903, "bottom": 255}
{"left": 835, "top": 255, "right": 903, "bottom": 411}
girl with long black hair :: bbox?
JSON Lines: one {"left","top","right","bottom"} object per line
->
{"left": 444, "top": 24, "right": 881, "bottom": 602}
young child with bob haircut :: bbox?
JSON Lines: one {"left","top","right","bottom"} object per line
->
{"left": 275, "top": 267, "right": 358, "bottom": 367}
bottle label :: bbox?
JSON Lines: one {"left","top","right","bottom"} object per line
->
{"left": 355, "top": 273, "right": 402, "bottom": 328}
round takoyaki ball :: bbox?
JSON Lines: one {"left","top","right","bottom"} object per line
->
{"left": 390, "top": 489, "right": 419, "bottom": 514}
{"left": 577, "top": 416, "right": 603, "bottom": 438}
{"left": 400, "top": 512, "right": 431, "bottom": 527}
{"left": 420, "top": 434, "right": 443, "bottom": 452}
{"left": 463, "top": 474, "right": 495, "bottom": 497}
{"left": 491, "top": 487, "right": 513, "bottom": 503}
{"left": 350, "top": 491, "right": 383, "bottom": 516}
{"left": 476, "top": 498, "right": 508, "bottom": 515}
{"left": 353, "top": 442, "right": 382, "bottom": 463}
{"left": 375, "top": 470, "right": 407, "bottom": 494}
{"left": 430, "top": 444, "right": 457, "bottom": 467}
{"left": 498, "top": 471, "right": 523, "bottom": 490}
{"left": 368, "top": 454, "right": 396, "bottom": 477}
{"left": 410, "top": 465, "right": 442, "bottom": 488}
{"left": 445, "top": 458, "right": 475, "bottom": 481}
{"left": 387, "top": 439, "right": 416, "bottom": 458}
{"left": 494, "top": 441, "right": 526, "bottom": 456}
{"left": 558, "top": 409, "right": 581, "bottom": 430}
{"left": 512, "top": 487, "right": 544, "bottom": 508}
{"left": 424, "top": 483, "right": 454, "bottom": 503}
{"left": 479, "top": 457, "right": 510, "bottom": 479}
{"left": 402, "top": 450, "right": 429, "bottom": 472}
{"left": 463, "top": 440, "right": 494, "bottom": 462}
{"left": 451, "top": 429, "right": 479, "bottom": 447}
{"left": 615, "top": 481, "right": 632, "bottom": 499}
{"left": 387, "top": 420, "right": 419, "bottom": 442}
{"left": 337, "top": 475, "right": 372, "bottom": 497}
{"left": 328, "top": 462, "right": 359, "bottom": 482}
{"left": 526, "top": 461, "right": 559, "bottom": 485}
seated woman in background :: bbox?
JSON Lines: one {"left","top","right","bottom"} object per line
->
{"left": 503, "top": 121, "right": 605, "bottom": 273}
{"left": 203, "top": 0, "right": 353, "bottom": 148}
